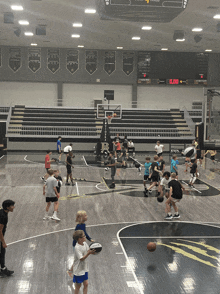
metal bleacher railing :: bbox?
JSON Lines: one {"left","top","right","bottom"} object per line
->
{"left": 7, "top": 125, "right": 193, "bottom": 138}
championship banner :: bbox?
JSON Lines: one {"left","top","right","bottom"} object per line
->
{"left": 9, "top": 47, "right": 22, "bottom": 72}
{"left": 28, "top": 48, "right": 41, "bottom": 73}
{"left": 47, "top": 49, "right": 60, "bottom": 73}
{"left": 104, "top": 51, "right": 115, "bottom": 75}
{"left": 86, "top": 50, "right": 97, "bottom": 74}
{"left": 123, "top": 52, "right": 134, "bottom": 75}
{"left": 66, "top": 49, "right": 79, "bottom": 74}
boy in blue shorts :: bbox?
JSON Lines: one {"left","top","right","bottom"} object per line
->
{"left": 170, "top": 155, "right": 179, "bottom": 179}
{"left": 72, "top": 230, "right": 95, "bottom": 294}
{"left": 142, "top": 157, "right": 152, "bottom": 193}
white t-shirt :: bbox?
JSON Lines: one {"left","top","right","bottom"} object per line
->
{"left": 161, "top": 177, "right": 171, "bottom": 189}
{"left": 73, "top": 242, "right": 89, "bottom": 276}
{"left": 155, "top": 144, "right": 164, "bottom": 154}
{"left": 64, "top": 145, "right": 72, "bottom": 153}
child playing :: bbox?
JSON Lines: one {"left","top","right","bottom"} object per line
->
{"left": 146, "top": 155, "right": 162, "bottom": 196}
{"left": 170, "top": 155, "right": 179, "bottom": 179}
{"left": 142, "top": 157, "right": 152, "bottom": 193}
{"left": 71, "top": 230, "right": 96, "bottom": 294}
{"left": 204, "top": 150, "right": 217, "bottom": 163}
{"left": 68, "top": 211, "right": 94, "bottom": 277}
{"left": 165, "top": 173, "right": 185, "bottom": 220}
{"left": 188, "top": 159, "right": 198, "bottom": 187}
{"left": 158, "top": 171, "right": 171, "bottom": 199}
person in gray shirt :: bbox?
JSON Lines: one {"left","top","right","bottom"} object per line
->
{"left": 43, "top": 169, "right": 60, "bottom": 221}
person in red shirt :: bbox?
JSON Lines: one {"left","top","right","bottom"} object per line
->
{"left": 41, "top": 150, "right": 55, "bottom": 182}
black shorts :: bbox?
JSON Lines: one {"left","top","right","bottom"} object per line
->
{"left": 157, "top": 153, "right": 162, "bottom": 157}
{"left": 46, "top": 168, "right": 50, "bottom": 172}
{"left": 151, "top": 176, "right": 159, "bottom": 182}
{"left": 46, "top": 197, "right": 58, "bottom": 203}
{"left": 211, "top": 155, "right": 215, "bottom": 160}
{"left": 67, "top": 167, "right": 72, "bottom": 174}
{"left": 116, "top": 150, "right": 121, "bottom": 154}
{"left": 144, "top": 175, "right": 150, "bottom": 181}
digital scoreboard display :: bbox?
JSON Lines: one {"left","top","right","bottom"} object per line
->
{"left": 109, "top": 0, "right": 187, "bottom": 8}
{"left": 98, "top": 0, "right": 188, "bottom": 22}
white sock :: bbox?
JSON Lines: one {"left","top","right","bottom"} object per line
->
{"left": 53, "top": 211, "right": 57, "bottom": 217}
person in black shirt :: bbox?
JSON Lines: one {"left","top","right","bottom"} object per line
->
{"left": 53, "top": 169, "right": 62, "bottom": 212}
{"left": 107, "top": 152, "right": 118, "bottom": 189}
{"left": 0, "top": 199, "right": 15, "bottom": 276}
{"left": 165, "top": 173, "right": 184, "bottom": 220}
{"left": 189, "top": 159, "right": 198, "bottom": 187}
{"left": 158, "top": 155, "right": 165, "bottom": 179}
{"left": 146, "top": 155, "right": 162, "bottom": 195}
{"left": 65, "top": 152, "right": 75, "bottom": 186}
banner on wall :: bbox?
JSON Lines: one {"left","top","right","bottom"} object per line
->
{"left": 86, "top": 50, "right": 97, "bottom": 74}
{"left": 9, "top": 47, "right": 22, "bottom": 72}
{"left": 66, "top": 49, "right": 79, "bottom": 74}
{"left": 47, "top": 49, "right": 60, "bottom": 73}
{"left": 28, "top": 48, "right": 41, "bottom": 73}
{"left": 123, "top": 52, "right": 134, "bottom": 76}
{"left": 104, "top": 51, "right": 115, "bottom": 75}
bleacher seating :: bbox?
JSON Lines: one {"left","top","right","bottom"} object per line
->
{"left": 6, "top": 106, "right": 194, "bottom": 145}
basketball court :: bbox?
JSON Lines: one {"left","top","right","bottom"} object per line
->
{"left": 1, "top": 151, "right": 220, "bottom": 294}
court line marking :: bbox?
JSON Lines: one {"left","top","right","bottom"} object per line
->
{"left": 182, "top": 180, "right": 202, "bottom": 194}
{"left": 82, "top": 155, "right": 104, "bottom": 170}
{"left": 119, "top": 236, "right": 220, "bottom": 239}
{"left": 117, "top": 227, "right": 144, "bottom": 294}
{"left": 0, "top": 155, "right": 5, "bottom": 160}
{"left": 7, "top": 220, "right": 220, "bottom": 247}
{"left": 75, "top": 182, "right": 79, "bottom": 196}
{"left": 96, "top": 182, "right": 108, "bottom": 192}
{"left": 82, "top": 155, "right": 89, "bottom": 167}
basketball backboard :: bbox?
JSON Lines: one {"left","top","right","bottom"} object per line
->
{"left": 96, "top": 104, "right": 122, "bottom": 119}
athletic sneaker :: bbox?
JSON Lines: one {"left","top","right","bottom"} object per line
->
{"left": 173, "top": 214, "right": 180, "bottom": 219}
{"left": 65, "top": 182, "right": 70, "bottom": 186}
{"left": 144, "top": 190, "right": 148, "bottom": 197}
{"left": 1, "top": 267, "right": 14, "bottom": 276}
{"left": 164, "top": 214, "right": 173, "bottom": 220}
{"left": 148, "top": 189, "right": 152, "bottom": 193}
{"left": 109, "top": 183, "right": 115, "bottom": 189}
{"left": 71, "top": 182, "right": 75, "bottom": 186}
{"left": 51, "top": 215, "right": 60, "bottom": 221}
{"left": 40, "top": 177, "right": 44, "bottom": 181}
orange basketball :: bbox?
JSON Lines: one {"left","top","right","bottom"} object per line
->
{"left": 147, "top": 242, "right": 156, "bottom": 252}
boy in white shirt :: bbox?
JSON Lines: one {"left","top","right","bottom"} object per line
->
{"left": 155, "top": 141, "right": 164, "bottom": 157}
{"left": 158, "top": 171, "right": 171, "bottom": 199}
{"left": 72, "top": 230, "right": 95, "bottom": 294}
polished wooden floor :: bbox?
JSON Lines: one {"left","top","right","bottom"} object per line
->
{"left": 1, "top": 151, "right": 220, "bottom": 294}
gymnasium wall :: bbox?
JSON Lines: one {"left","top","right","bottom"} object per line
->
{"left": 63, "top": 84, "right": 132, "bottom": 107}
{"left": 0, "top": 82, "right": 57, "bottom": 107}
{"left": 137, "top": 86, "right": 204, "bottom": 109}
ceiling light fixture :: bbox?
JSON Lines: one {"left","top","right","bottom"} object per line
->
{"left": 78, "top": 45, "right": 84, "bottom": 47}
{"left": 71, "top": 34, "right": 80, "bottom": 38}
{"left": 205, "top": 49, "right": 212, "bottom": 52}
{"left": 132, "top": 36, "right": 140, "bottom": 40}
{"left": 24, "top": 32, "right": 33, "bottom": 36}
{"left": 161, "top": 48, "right": 168, "bottom": 50}
{"left": 11, "top": 5, "right": 23, "bottom": 11}
{"left": 213, "top": 14, "right": 220, "bottom": 19}
{"left": 142, "top": 26, "right": 152, "bottom": 30}
{"left": 176, "top": 38, "right": 185, "bottom": 42}
{"left": 31, "top": 43, "right": 37, "bottom": 46}
{"left": 73, "top": 23, "right": 82, "bottom": 27}
{"left": 192, "top": 28, "right": 203, "bottom": 32}
{"left": 85, "top": 9, "right": 96, "bottom": 14}
{"left": 117, "top": 47, "right": 123, "bottom": 49}
{"left": 19, "top": 20, "right": 29, "bottom": 25}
